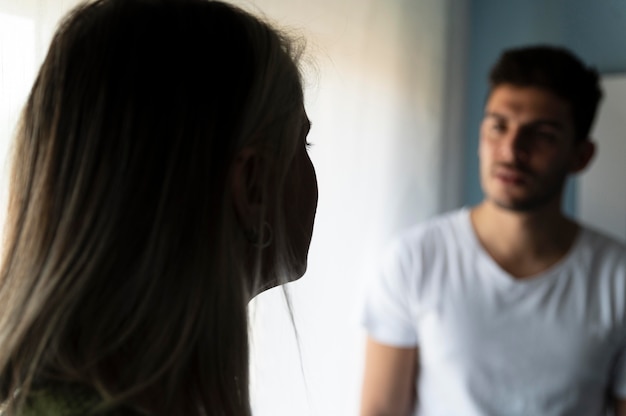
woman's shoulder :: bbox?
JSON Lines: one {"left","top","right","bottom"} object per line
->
{"left": 21, "top": 384, "right": 145, "bottom": 416}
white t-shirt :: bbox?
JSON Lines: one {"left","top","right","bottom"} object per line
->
{"left": 362, "top": 208, "right": 626, "bottom": 416}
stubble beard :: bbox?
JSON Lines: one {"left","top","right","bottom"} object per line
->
{"left": 487, "top": 168, "right": 568, "bottom": 213}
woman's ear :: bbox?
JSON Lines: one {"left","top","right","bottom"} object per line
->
{"left": 570, "top": 139, "right": 595, "bottom": 174}
{"left": 231, "top": 146, "right": 266, "bottom": 230}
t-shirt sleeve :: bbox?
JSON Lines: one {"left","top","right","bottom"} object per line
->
{"left": 609, "top": 249, "right": 626, "bottom": 399}
{"left": 361, "top": 237, "right": 419, "bottom": 347}
{"left": 611, "top": 338, "right": 626, "bottom": 398}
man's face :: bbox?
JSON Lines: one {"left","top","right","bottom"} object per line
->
{"left": 478, "top": 84, "right": 584, "bottom": 212}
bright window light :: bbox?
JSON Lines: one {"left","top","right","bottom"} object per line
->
{"left": 0, "top": 12, "right": 36, "bottom": 235}
{"left": 0, "top": 12, "right": 36, "bottom": 152}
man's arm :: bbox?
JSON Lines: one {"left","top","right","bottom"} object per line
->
{"left": 614, "top": 398, "right": 626, "bottom": 416}
{"left": 360, "top": 336, "right": 418, "bottom": 416}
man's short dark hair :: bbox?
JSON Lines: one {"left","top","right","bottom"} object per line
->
{"left": 489, "top": 45, "right": 603, "bottom": 142}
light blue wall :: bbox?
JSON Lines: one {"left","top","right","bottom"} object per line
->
{"left": 463, "top": 0, "right": 626, "bottom": 215}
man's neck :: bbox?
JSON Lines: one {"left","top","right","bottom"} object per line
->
{"left": 470, "top": 200, "right": 580, "bottom": 278}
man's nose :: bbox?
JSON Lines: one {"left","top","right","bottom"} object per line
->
{"left": 499, "top": 127, "right": 528, "bottom": 162}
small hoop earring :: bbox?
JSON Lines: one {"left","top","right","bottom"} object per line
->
{"left": 246, "top": 221, "right": 273, "bottom": 249}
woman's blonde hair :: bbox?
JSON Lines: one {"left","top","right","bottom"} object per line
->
{"left": 0, "top": 0, "right": 305, "bottom": 414}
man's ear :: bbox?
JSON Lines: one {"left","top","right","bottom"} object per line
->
{"left": 231, "top": 146, "right": 267, "bottom": 230}
{"left": 570, "top": 139, "right": 596, "bottom": 173}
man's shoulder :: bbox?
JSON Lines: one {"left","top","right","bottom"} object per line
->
{"left": 573, "top": 225, "right": 626, "bottom": 285}
{"left": 384, "top": 208, "right": 472, "bottom": 266}
{"left": 578, "top": 224, "right": 626, "bottom": 259}
{"left": 396, "top": 208, "right": 469, "bottom": 245}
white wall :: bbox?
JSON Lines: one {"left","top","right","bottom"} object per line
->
{"left": 245, "top": 1, "right": 468, "bottom": 414}
{"left": 577, "top": 75, "right": 626, "bottom": 243}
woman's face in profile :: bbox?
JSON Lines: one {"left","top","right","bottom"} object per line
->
{"left": 282, "top": 106, "right": 318, "bottom": 277}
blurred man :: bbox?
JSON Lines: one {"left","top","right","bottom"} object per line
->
{"left": 360, "top": 45, "right": 626, "bottom": 416}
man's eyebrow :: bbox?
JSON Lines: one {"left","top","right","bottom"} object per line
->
{"left": 484, "top": 112, "right": 565, "bottom": 130}
{"left": 525, "top": 120, "right": 565, "bottom": 130}
{"left": 484, "top": 111, "right": 506, "bottom": 120}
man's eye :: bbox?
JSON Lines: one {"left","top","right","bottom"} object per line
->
{"left": 491, "top": 123, "right": 506, "bottom": 133}
{"left": 531, "top": 130, "right": 558, "bottom": 141}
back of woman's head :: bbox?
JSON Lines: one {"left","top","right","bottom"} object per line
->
{"left": 0, "top": 0, "right": 305, "bottom": 414}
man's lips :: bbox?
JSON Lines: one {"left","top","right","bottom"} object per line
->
{"left": 492, "top": 166, "right": 530, "bottom": 185}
